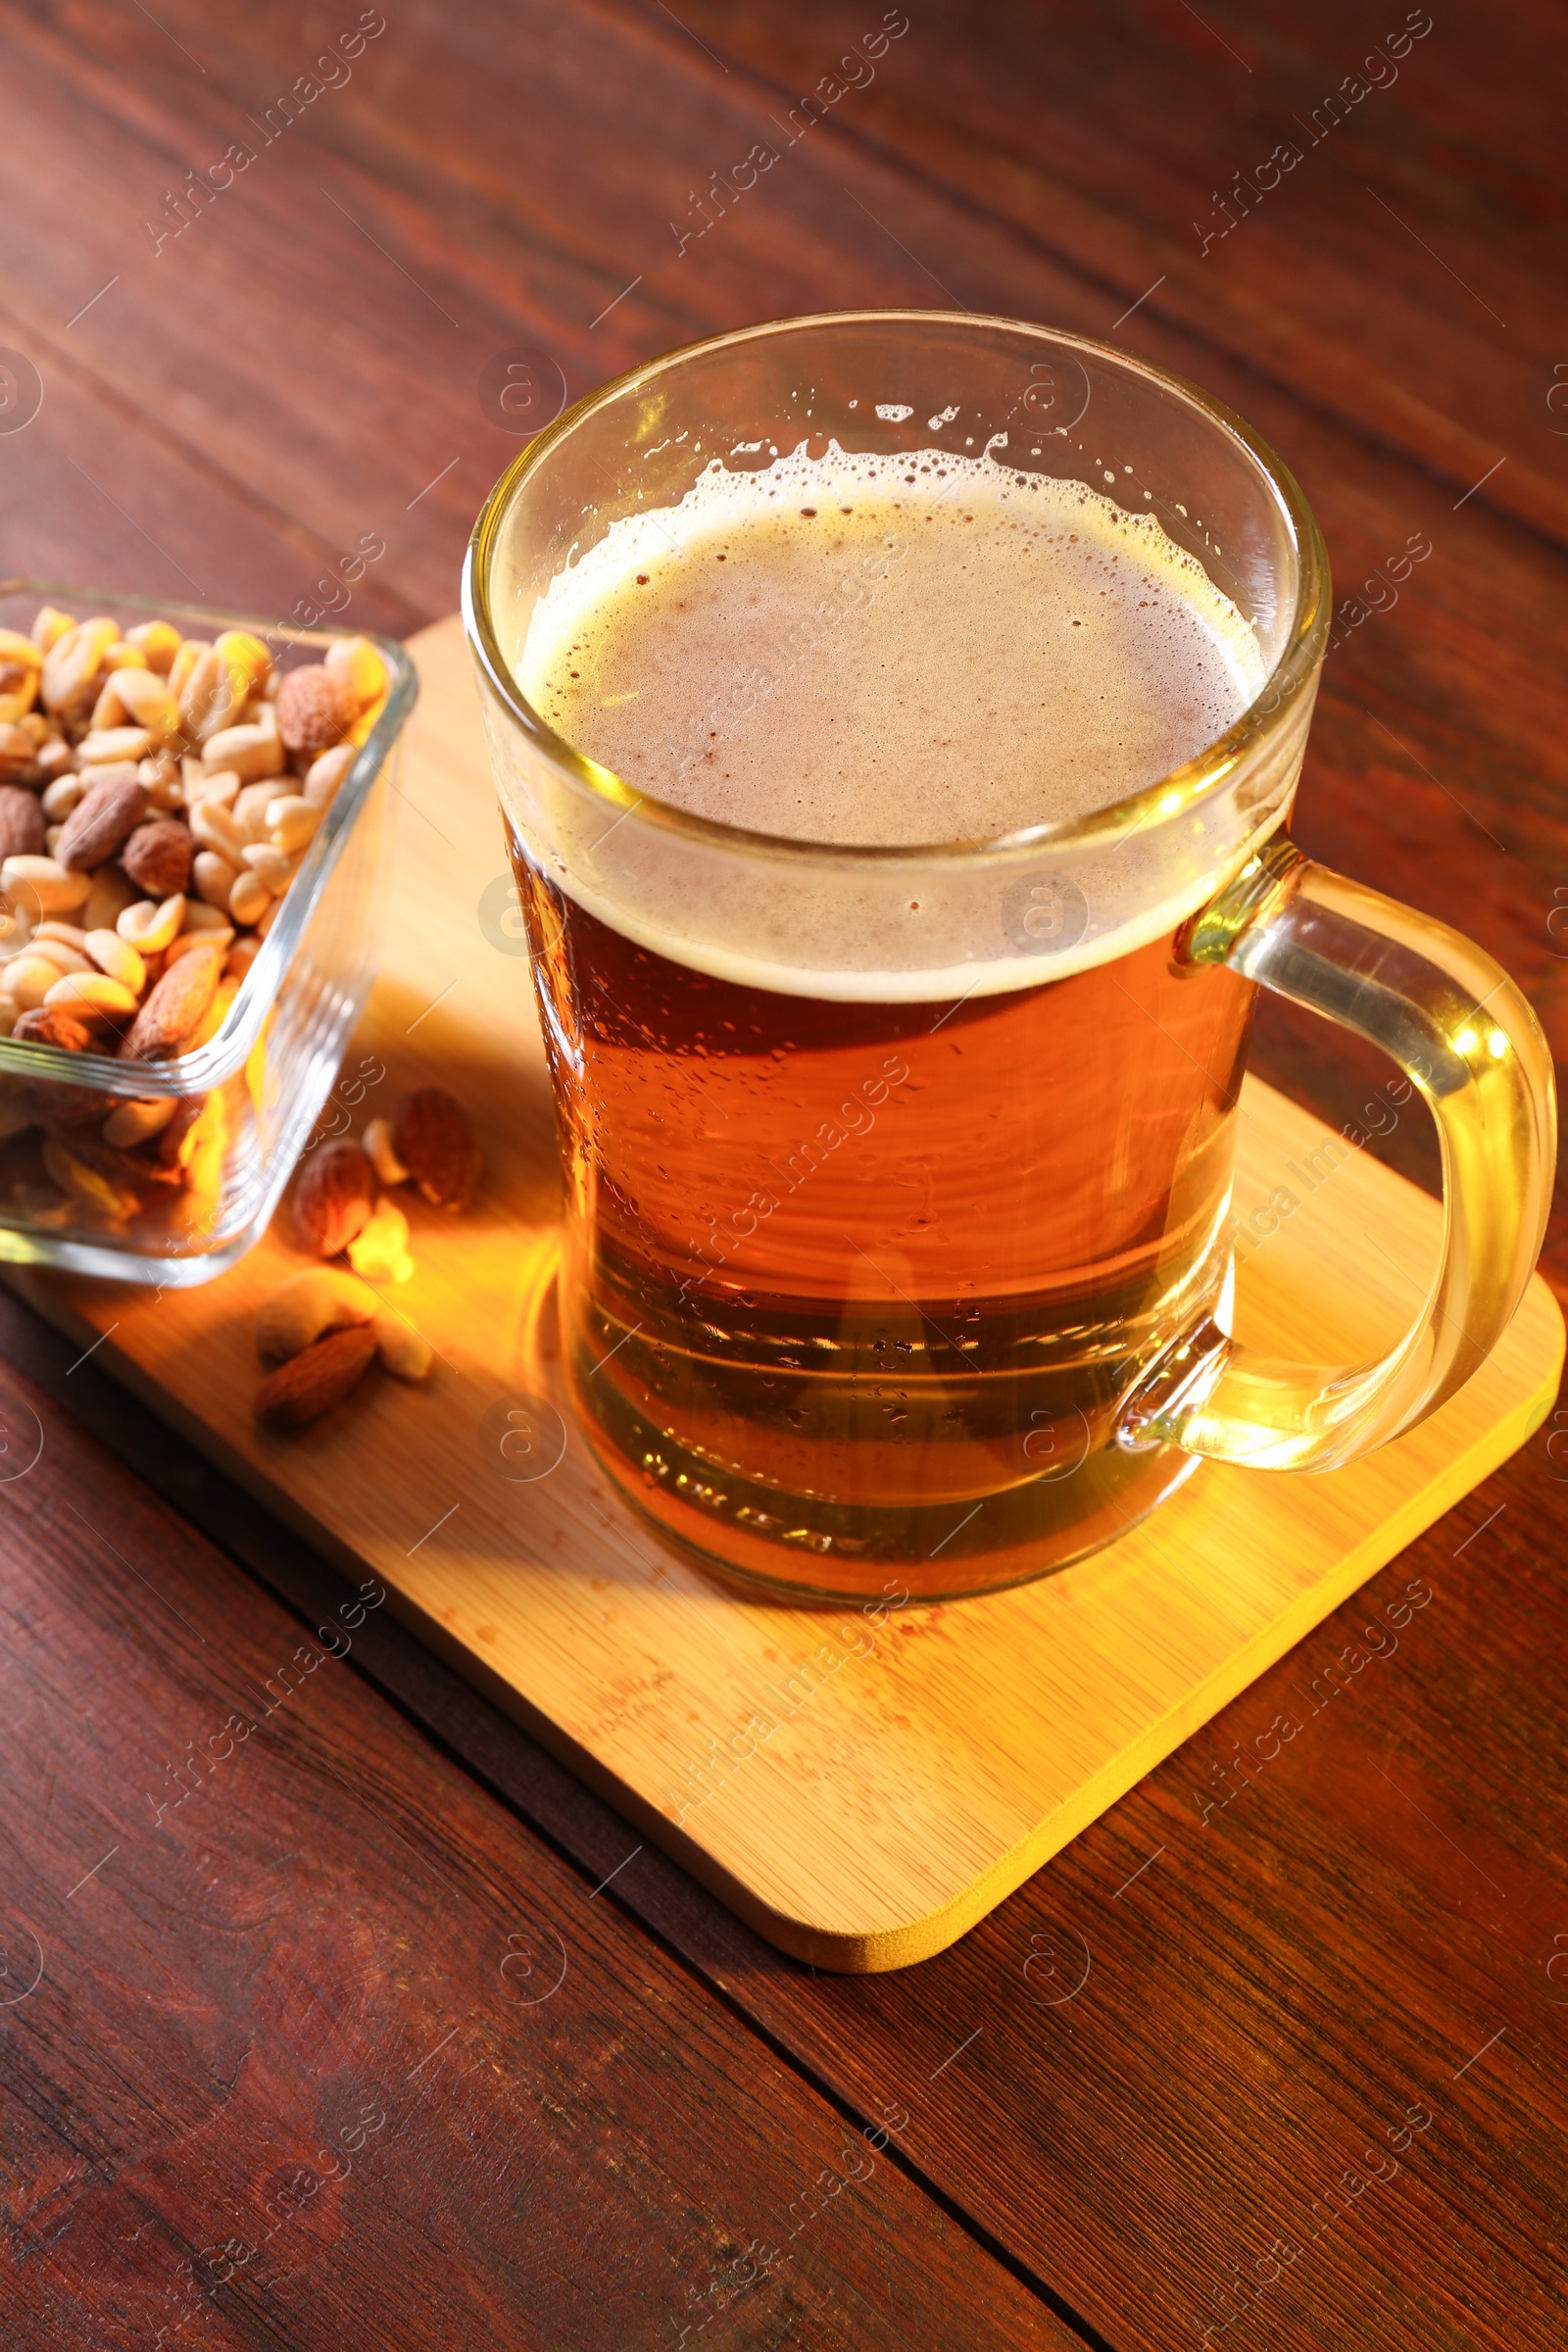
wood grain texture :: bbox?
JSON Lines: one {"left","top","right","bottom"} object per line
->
{"left": 619, "top": 0, "right": 1566, "bottom": 547}
{"left": 17, "top": 613, "right": 1561, "bottom": 1975}
{"left": 9, "top": 1271, "right": 1568, "bottom": 2352}
{"left": 0, "top": 1343, "right": 1080, "bottom": 2352}
{"left": 0, "top": 0, "right": 1564, "bottom": 2345}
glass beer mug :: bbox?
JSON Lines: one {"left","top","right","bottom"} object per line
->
{"left": 464, "top": 312, "right": 1553, "bottom": 1602}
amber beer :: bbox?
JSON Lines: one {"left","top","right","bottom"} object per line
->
{"left": 517, "top": 858, "right": 1253, "bottom": 1596}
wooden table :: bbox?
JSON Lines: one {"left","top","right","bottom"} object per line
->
{"left": 1, "top": 6, "right": 1564, "bottom": 2346}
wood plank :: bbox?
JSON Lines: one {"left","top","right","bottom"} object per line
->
{"left": 592, "top": 0, "right": 1568, "bottom": 550}
{"left": 0, "top": 1341, "right": 1080, "bottom": 2352}
{"left": 14, "top": 614, "right": 1559, "bottom": 1977}
{"left": 0, "top": 286, "right": 424, "bottom": 639}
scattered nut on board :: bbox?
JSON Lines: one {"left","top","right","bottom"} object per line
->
{"left": 370, "top": 1309, "right": 433, "bottom": 1382}
{"left": 254, "top": 1323, "right": 380, "bottom": 1429}
{"left": 293, "top": 1137, "right": 377, "bottom": 1257}
{"left": 0, "top": 605, "right": 389, "bottom": 1243}
{"left": 348, "top": 1196, "right": 415, "bottom": 1283}
{"left": 390, "top": 1089, "right": 481, "bottom": 1208}
{"left": 258, "top": 1082, "right": 478, "bottom": 1427}
{"left": 252, "top": 1262, "right": 432, "bottom": 1425}
{"left": 257, "top": 1266, "right": 379, "bottom": 1363}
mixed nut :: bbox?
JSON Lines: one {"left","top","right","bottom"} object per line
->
{"left": 251, "top": 1084, "right": 481, "bottom": 1428}
{"left": 0, "top": 603, "right": 386, "bottom": 1239}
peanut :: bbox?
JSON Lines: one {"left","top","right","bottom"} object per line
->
{"left": 41, "top": 618, "right": 119, "bottom": 718}
{"left": 166, "top": 638, "right": 209, "bottom": 699}
{"left": 3, "top": 955, "right": 68, "bottom": 1009}
{"left": 202, "top": 721, "right": 284, "bottom": 781}
{"left": 43, "top": 1136, "right": 139, "bottom": 1221}
{"left": 3, "top": 855, "right": 92, "bottom": 914}
{"left": 303, "top": 742, "right": 355, "bottom": 808}
{"left": 179, "top": 898, "right": 233, "bottom": 933}
{"left": 82, "top": 865, "right": 140, "bottom": 933}
{"left": 178, "top": 631, "right": 271, "bottom": 743}
{"left": 189, "top": 798, "right": 246, "bottom": 861}
{"left": 0, "top": 629, "right": 41, "bottom": 725}
{"left": 193, "top": 849, "right": 241, "bottom": 909}
{"left": 124, "top": 619, "right": 182, "bottom": 674}
{"left": 227, "top": 870, "right": 270, "bottom": 926}
{"left": 41, "top": 773, "right": 87, "bottom": 822}
{"left": 232, "top": 781, "right": 278, "bottom": 841}
{"left": 43, "top": 972, "right": 139, "bottom": 1016}
{"left": 240, "top": 843, "right": 295, "bottom": 893}
{"left": 324, "top": 636, "right": 386, "bottom": 711}
{"left": 103, "top": 1096, "right": 177, "bottom": 1148}
{"left": 85, "top": 929, "right": 147, "bottom": 994}
{"left": 166, "top": 925, "right": 233, "bottom": 967}
{"left": 77, "top": 726, "right": 154, "bottom": 767}
{"left": 267, "top": 795, "right": 320, "bottom": 855}
{"left": 184, "top": 759, "right": 238, "bottom": 808}
{"left": 28, "top": 939, "right": 93, "bottom": 975}
{"left": 108, "top": 667, "right": 181, "bottom": 739}
{"left": 138, "top": 751, "right": 184, "bottom": 810}
{"left": 31, "top": 608, "right": 75, "bottom": 655}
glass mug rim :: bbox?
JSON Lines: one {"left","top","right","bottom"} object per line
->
{"left": 464, "top": 306, "right": 1330, "bottom": 873}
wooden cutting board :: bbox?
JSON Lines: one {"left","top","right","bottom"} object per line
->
{"left": 15, "top": 615, "right": 1562, "bottom": 1972}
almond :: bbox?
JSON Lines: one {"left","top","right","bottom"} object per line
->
{"left": 392, "top": 1088, "right": 481, "bottom": 1209}
{"left": 276, "top": 664, "right": 352, "bottom": 759}
{"left": 33, "top": 1079, "right": 122, "bottom": 1127}
{"left": 0, "top": 786, "right": 46, "bottom": 862}
{"left": 121, "top": 817, "right": 194, "bottom": 899}
{"left": 55, "top": 772, "right": 149, "bottom": 871}
{"left": 13, "top": 1005, "right": 94, "bottom": 1052}
{"left": 253, "top": 1323, "right": 378, "bottom": 1428}
{"left": 119, "top": 942, "right": 221, "bottom": 1059}
{"left": 294, "top": 1137, "right": 376, "bottom": 1256}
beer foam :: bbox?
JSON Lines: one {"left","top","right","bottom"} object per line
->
{"left": 520, "top": 441, "right": 1266, "bottom": 847}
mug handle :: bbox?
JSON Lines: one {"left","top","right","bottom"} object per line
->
{"left": 1118, "top": 833, "right": 1556, "bottom": 1471}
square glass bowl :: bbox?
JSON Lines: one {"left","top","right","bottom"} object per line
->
{"left": 0, "top": 580, "right": 416, "bottom": 1284}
